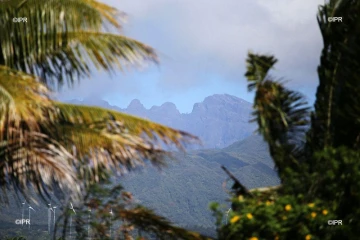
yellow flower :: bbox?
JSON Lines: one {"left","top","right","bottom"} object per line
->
{"left": 230, "top": 215, "right": 240, "bottom": 224}
{"left": 285, "top": 204, "right": 292, "bottom": 211}
{"left": 238, "top": 195, "right": 244, "bottom": 201}
{"left": 305, "top": 234, "right": 311, "bottom": 240}
{"left": 266, "top": 200, "right": 273, "bottom": 206}
{"left": 311, "top": 212, "right": 317, "bottom": 218}
{"left": 322, "top": 209, "right": 328, "bottom": 215}
{"left": 307, "top": 203, "right": 315, "bottom": 208}
{"left": 246, "top": 213, "right": 253, "bottom": 220}
{"left": 249, "top": 237, "right": 258, "bottom": 240}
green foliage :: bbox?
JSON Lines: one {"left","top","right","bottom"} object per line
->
{"left": 245, "top": 52, "right": 310, "bottom": 187}
{"left": 0, "top": 0, "right": 157, "bottom": 88}
{"left": 0, "top": 136, "right": 276, "bottom": 239}
{"left": 0, "top": 0, "right": 205, "bottom": 239}
{"left": 310, "top": 147, "right": 360, "bottom": 238}
{"left": 120, "top": 141, "right": 278, "bottom": 232}
{"left": 209, "top": 202, "right": 224, "bottom": 229}
{"left": 310, "top": 0, "right": 360, "bottom": 150}
{"left": 0, "top": 0, "right": 198, "bottom": 204}
{"left": 216, "top": 193, "right": 337, "bottom": 240}
{"left": 214, "top": 0, "right": 360, "bottom": 239}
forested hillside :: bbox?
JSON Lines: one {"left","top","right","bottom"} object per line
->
{"left": 0, "top": 134, "right": 279, "bottom": 239}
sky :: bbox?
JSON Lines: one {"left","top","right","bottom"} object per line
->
{"left": 58, "top": 0, "right": 325, "bottom": 113}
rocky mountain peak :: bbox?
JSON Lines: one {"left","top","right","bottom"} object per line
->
{"left": 128, "top": 99, "right": 146, "bottom": 110}
{"left": 191, "top": 94, "right": 252, "bottom": 115}
{"left": 150, "top": 102, "right": 180, "bottom": 115}
{"left": 203, "top": 94, "right": 250, "bottom": 106}
{"left": 65, "top": 94, "right": 256, "bottom": 149}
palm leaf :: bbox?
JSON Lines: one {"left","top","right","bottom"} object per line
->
{"left": 245, "top": 53, "right": 309, "bottom": 182}
{"left": 54, "top": 103, "right": 196, "bottom": 147}
{"left": 0, "top": 66, "right": 52, "bottom": 136}
{"left": 0, "top": 0, "right": 196, "bottom": 202}
{"left": 0, "top": 1, "right": 206, "bottom": 238}
{"left": 245, "top": 52, "right": 277, "bottom": 91}
{"left": 0, "top": 130, "right": 77, "bottom": 201}
{"left": 0, "top": 0, "right": 155, "bottom": 88}
{"left": 49, "top": 103, "right": 199, "bottom": 181}
{"left": 0, "top": 0, "right": 121, "bottom": 29}
{"left": 0, "top": 70, "right": 199, "bottom": 200}
{"left": 114, "top": 206, "right": 212, "bottom": 240}
{"left": 0, "top": 67, "right": 79, "bottom": 200}
{"left": 23, "top": 32, "right": 156, "bottom": 88}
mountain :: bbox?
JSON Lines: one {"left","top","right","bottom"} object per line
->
{"left": 0, "top": 134, "right": 279, "bottom": 239}
{"left": 0, "top": 94, "right": 279, "bottom": 239}
{"left": 120, "top": 134, "right": 279, "bottom": 234}
{"left": 67, "top": 94, "right": 256, "bottom": 149}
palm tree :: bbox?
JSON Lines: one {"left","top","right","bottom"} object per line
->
{"left": 218, "top": 0, "right": 360, "bottom": 239}
{"left": 0, "top": 1, "right": 207, "bottom": 239}
{"left": 0, "top": 0, "right": 198, "bottom": 200}
{"left": 237, "top": 0, "right": 360, "bottom": 197}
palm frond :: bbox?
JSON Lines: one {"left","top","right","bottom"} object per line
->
{"left": 0, "top": 68, "right": 199, "bottom": 200}
{"left": 21, "top": 32, "right": 156, "bottom": 88}
{"left": 0, "top": 130, "right": 78, "bottom": 201}
{"left": 254, "top": 80, "right": 309, "bottom": 146}
{"left": 0, "top": 67, "right": 80, "bottom": 200}
{"left": 42, "top": 103, "right": 199, "bottom": 184}
{"left": 245, "top": 52, "right": 277, "bottom": 91}
{"left": 59, "top": 182, "right": 212, "bottom": 240}
{"left": 54, "top": 103, "right": 197, "bottom": 148}
{"left": 81, "top": 0, "right": 125, "bottom": 28}
{"left": 114, "top": 206, "right": 211, "bottom": 240}
{"left": 245, "top": 53, "right": 309, "bottom": 181}
{"left": 0, "top": 0, "right": 121, "bottom": 30}
{"left": 0, "top": 66, "right": 52, "bottom": 136}
{"left": 0, "top": 0, "right": 155, "bottom": 88}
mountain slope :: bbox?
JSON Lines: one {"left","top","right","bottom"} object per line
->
{"left": 0, "top": 135, "right": 278, "bottom": 239}
{"left": 0, "top": 94, "right": 278, "bottom": 239}
{"left": 119, "top": 134, "right": 279, "bottom": 233}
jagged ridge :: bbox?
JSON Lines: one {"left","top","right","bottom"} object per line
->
{"left": 67, "top": 94, "right": 256, "bottom": 149}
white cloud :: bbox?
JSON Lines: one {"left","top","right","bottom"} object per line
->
{"left": 61, "top": 0, "right": 325, "bottom": 106}
{"left": 110, "top": 0, "right": 324, "bottom": 76}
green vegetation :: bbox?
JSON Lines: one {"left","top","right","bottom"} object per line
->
{"left": 212, "top": 0, "right": 360, "bottom": 239}
{"left": 0, "top": 0, "right": 206, "bottom": 239}
{"left": 0, "top": 0, "right": 198, "bottom": 199}
{"left": 0, "top": 134, "right": 279, "bottom": 239}
{"left": 121, "top": 135, "right": 279, "bottom": 233}
{"left": 1, "top": 0, "right": 360, "bottom": 239}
